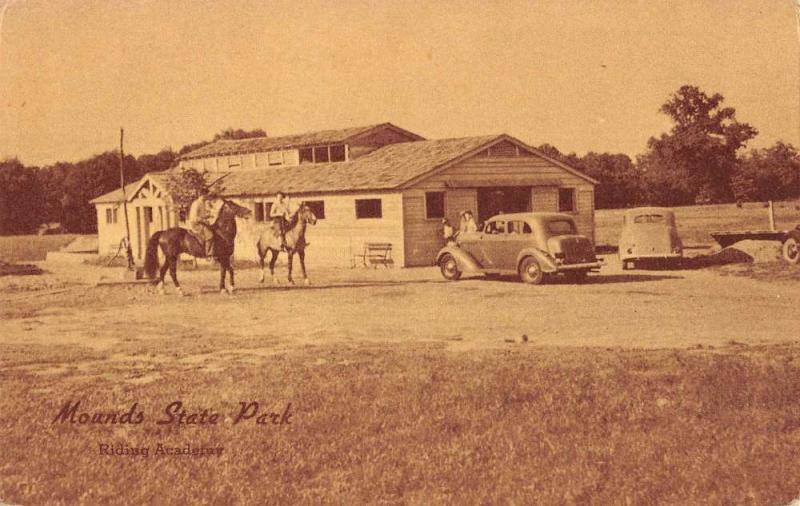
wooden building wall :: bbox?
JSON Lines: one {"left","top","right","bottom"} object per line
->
{"left": 232, "top": 192, "right": 405, "bottom": 268}
{"left": 402, "top": 144, "right": 595, "bottom": 267}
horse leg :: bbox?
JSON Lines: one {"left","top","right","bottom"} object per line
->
{"left": 224, "top": 257, "right": 235, "bottom": 294}
{"left": 287, "top": 250, "right": 295, "bottom": 285}
{"left": 299, "top": 249, "right": 310, "bottom": 286}
{"left": 269, "top": 249, "right": 280, "bottom": 285}
{"left": 257, "top": 244, "right": 266, "bottom": 284}
{"left": 157, "top": 258, "right": 170, "bottom": 294}
{"left": 168, "top": 257, "right": 184, "bottom": 296}
{"left": 218, "top": 258, "right": 227, "bottom": 294}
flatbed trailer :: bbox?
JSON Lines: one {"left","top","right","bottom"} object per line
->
{"left": 710, "top": 228, "right": 800, "bottom": 264}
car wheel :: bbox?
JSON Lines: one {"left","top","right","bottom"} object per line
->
{"left": 518, "top": 257, "right": 544, "bottom": 285}
{"left": 782, "top": 233, "right": 800, "bottom": 264}
{"left": 565, "top": 270, "right": 588, "bottom": 283}
{"left": 439, "top": 254, "right": 462, "bottom": 281}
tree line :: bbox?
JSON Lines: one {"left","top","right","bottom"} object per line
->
{"left": 0, "top": 129, "right": 265, "bottom": 235}
{"left": 2, "top": 87, "right": 799, "bottom": 235}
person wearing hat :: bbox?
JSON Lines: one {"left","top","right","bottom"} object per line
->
{"left": 188, "top": 187, "right": 222, "bottom": 256}
{"left": 270, "top": 191, "right": 292, "bottom": 251}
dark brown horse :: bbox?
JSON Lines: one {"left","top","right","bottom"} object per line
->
{"left": 144, "top": 199, "right": 251, "bottom": 295}
{"left": 256, "top": 202, "right": 317, "bottom": 285}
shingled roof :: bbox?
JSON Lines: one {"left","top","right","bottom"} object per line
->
{"left": 180, "top": 123, "right": 423, "bottom": 160}
{"left": 91, "top": 134, "right": 597, "bottom": 204}
{"left": 90, "top": 173, "right": 171, "bottom": 204}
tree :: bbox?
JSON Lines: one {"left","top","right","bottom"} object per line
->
{"left": 165, "top": 168, "right": 227, "bottom": 217}
{"left": 579, "top": 152, "right": 644, "bottom": 208}
{"left": 0, "top": 158, "right": 43, "bottom": 235}
{"left": 731, "top": 142, "right": 800, "bottom": 202}
{"left": 638, "top": 85, "right": 757, "bottom": 205}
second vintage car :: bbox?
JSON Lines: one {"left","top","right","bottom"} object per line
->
{"left": 436, "top": 212, "right": 601, "bottom": 284}
{"left": 618, "top": 207, "right": 683, "bottom": 269}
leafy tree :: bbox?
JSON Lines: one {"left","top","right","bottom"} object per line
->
{"left": 638, "top": 85, "right": 757, "bottom": 205}
{"left": 731, "top": 142, "right": 800, "bottom": 202}
{"left": 579, "top": 152, "right": 643, "bottom": 209}
{"left": 164, "top": 168, "right": 227, "bottom": 217}
{"left": 0, "top": 158, "right": 43, "bottom": 235}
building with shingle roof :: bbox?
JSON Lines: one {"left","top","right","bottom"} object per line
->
{"left": 92, "top": 123, "right": 596, "bottom": 267}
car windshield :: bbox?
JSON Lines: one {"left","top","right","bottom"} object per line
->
{"left": 633, "top": 214, "right": 665, "bottom": 224}
{"left": 546, "top": 219, "right": 576, "bottom": 235}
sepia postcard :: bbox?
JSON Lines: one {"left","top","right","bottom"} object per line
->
{"left": 1, "top": 1, "right": 800, "bottom": 504}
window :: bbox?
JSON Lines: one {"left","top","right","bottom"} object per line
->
{"left": 305, "top": 200, "right": 325, "bottom": 219}
{"left": 425, "top": 192, "right": 445, "bottom": 219}
{"left": 485, "top": 221, "right": 506, "bottom": 234}
{"left": 355, "top": 199, "right": 382, "bottom": 219}
{"left": 330, "top": 144, "right": 346, "bottom": 162}
{"left": 144, "top": 207, "right": 153, "bottom": 223}
{"left": 633, "top": 214, "right": 665, "bottom": 224}
{"left": 299, "top": 148, "right": 313, "bottom": 164}
{"left": 268, "top": 151, "right": 283, "bottom": 166}
{"left": 546, "top": 219, "right": 577, "bottom": 235}
{"left": 509, "top": 221, "right": 531, "bottom": 234}
{"left": 558, "top": 188, "right": 575, "bottom": 212}
{"left": 314, "top": 146, "right": 329, "bottom": 163}
{"left": 254, "top": 202, "right": 265, "bottom": 222}
{"left": 106, "top": 208, "right": 113, "bottom": 224}
{"left": 264, "top": 202, "right": 273, "bottom": 218}
{"left": 113, "top": 208, "right": 118, "bottom": 223}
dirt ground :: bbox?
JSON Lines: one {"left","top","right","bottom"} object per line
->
{"left": 2, "top": 256, "right": 797, "bottom": 352}
{"left": 2, "top": 258, "right": 800, "bottom": 504}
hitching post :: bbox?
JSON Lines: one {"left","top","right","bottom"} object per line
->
{"left": 119, "top": 128, "right": 135, "bottom": 269}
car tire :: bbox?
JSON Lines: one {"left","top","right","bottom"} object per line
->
{"left": 439, "top": 254, "right": 462, "bottom": 281}
{"left": 518, "top": 257, "right": 544, "bottom": 285}
{"left": 782, "top": 232, "right": 800, "bottom": 264}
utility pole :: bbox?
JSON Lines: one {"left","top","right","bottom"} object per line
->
{"left": 119, "top": 128, "right": 134, "bottom": 269}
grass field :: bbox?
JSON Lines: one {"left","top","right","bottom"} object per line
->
{"left": 3, "top": 342, "right": 800, "bottom": 505}
{"left": 595, "top": 200, "right": 800, "bottom": 247}
{"left": 0, "top": 234, "right": 81, "bottom": 262}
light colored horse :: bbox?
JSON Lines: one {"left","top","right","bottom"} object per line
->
{"left": 256, "top": 202, "right": 317, "bottom": 285}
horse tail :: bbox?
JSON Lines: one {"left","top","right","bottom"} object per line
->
{"left": 143, "top": 231, "right": 164, "bottom": 281}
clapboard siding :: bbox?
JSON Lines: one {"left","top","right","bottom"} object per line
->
{"left": 233, "top": 192, "right": 405, "bottom": 267}
{"left": 402, "top": 151, "right": 596, "bottom": 265}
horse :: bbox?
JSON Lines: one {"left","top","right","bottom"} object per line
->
{"left": 143, "top": 199, "right": 252, "bottom": 295}
{"left": 256, "top": 202, "right": 317, "bottom": 285}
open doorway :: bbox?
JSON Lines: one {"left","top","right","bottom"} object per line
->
{"left": 477, "top": 187, "right": 532, "bottom": 223}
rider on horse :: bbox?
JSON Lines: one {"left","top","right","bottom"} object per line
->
{"left": 270, "top": 191, "right": 292, "bottom": 251}
{"left": 188, "top": 187, "right": 223, "bottom": 257}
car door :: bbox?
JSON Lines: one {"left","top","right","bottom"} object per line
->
{"left": 479, "top": 220, "right": 509, "bottom": 269}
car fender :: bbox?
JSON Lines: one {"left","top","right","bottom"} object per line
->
{"left": 516, "top": 248, "right": 558, "bottom": 273}
{"left": 436, "top": 245, "right": 482, "bottom": 272}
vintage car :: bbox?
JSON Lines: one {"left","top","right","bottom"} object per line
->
{"left": 436, "top": 212, "right": 601, "bottom": 284}
{"left": 618, "top": 207, "right": 683, "bottom": 269}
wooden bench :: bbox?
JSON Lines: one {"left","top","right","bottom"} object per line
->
{"left": 352, "top": 243, "right": 394, "bottom": 268}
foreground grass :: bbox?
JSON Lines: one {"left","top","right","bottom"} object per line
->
{"left": 2, "top": 342, "right": 800, "bottom": 505}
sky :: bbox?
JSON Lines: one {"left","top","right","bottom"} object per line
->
{"left": 0, "top": 0, "right": 798, "bottom": 166}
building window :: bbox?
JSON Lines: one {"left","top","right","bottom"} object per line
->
{"left": 113, "top": 208, "right": 118, "bottom": 223}
{"left": 330, "top": 144, "right": 346, "bottom": 162}
{"left": 304, "top": 200, "right": 325, "bottom": 219}
{"left": 268, "top": 151, "right": 283, "bottom": 166}
{"left": 144, "top": 207, "right": 154, "bottom": 223}
{"left": 299, "top": 148, "right": 313, "bottom": 164}
{"left": 355, "top": 199, "right": 382, "bottom": 219}
{"left": 314, "top": 146, "right": 329, "bottom": 163}
{"left": 254, "top": 202, "right": 265, "bottom": 222}
{"left": 558, "top": 188, "right": 576, "bottom": 212}
{"left": 425, "top": 192, "right": 445, "bottom": 219}
{"left": 106, "top": 208, "right": 114, "bottom": 224}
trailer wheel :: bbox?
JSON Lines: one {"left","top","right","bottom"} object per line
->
{"left": 782, "top": 232, "right": 800, "bottom": 264}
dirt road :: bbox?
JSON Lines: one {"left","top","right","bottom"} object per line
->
{"left": 2, "top": 257, "right": 796, "bottom": 354}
